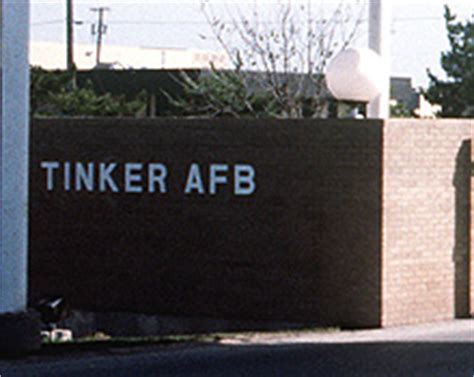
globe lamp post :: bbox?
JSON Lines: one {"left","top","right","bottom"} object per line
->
{"left": 326, "top": 47, "right": 387, "bottom": 118}
{"left": 326, "top": 0, "right": 391, "bottom": 119}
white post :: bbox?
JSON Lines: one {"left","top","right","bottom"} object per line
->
{"left": 368, "top": 0, "right": 391, "bottom": 119}
{"left": 0, "top": 0, "right": 30, "bottom": 314}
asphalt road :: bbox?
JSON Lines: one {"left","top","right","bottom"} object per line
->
{"left": 1, "top": 320, "right": 472, "bottom": 377}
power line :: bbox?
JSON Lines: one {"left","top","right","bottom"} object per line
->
{"left": 32, "top": 20, "right": 87, "bottom": 27}
{"left": 108, "top": 16, "right": 445, "bottom": 25}
{"left": 109, "top": 20, "right": 211, "bottom": 25}
{"left": 393, "top": 16, "right": 442, "bottom": 22}
{"left": 31, "top": 20, "right": 63, "bottom": 26}
{"left": 31, "top": 15, "right": 445, "bottom": 28}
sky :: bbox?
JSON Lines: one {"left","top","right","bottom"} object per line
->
{"left": 30, "top": 0, "right": 473, "bottom": 88}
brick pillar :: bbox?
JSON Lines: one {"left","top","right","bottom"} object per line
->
{"left": 470, "top": 137, "right": 474, "bottom": 316}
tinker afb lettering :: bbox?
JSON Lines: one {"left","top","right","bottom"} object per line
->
{"left": 40, "top": 161, "right": 256, "bottom": 196}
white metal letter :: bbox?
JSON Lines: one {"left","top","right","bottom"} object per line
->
{"left": 75, "top": 162, "right": 94, "bottom": 191}
{"left": 184, "top": 163, "right": 205, "bottom": 194}
{"left": 234, "top": 164, "right": 256, "bottom": 196}
{"left": 148, "top": 163, "right": 167, "bottom": 193}
{"left": 209, "top": 164, "right": 228, "bottom": 195}
{"left": 40, "top": 161, "right": 59, "bottom": 192}
{"left": 64, "top": 161, "right": 71, "bottom": 191}
{"left": 125, "top": 163, "right": 143, "bottom": 193}
{"left": 99, "top": 162, "right": 119, "bottom": 192}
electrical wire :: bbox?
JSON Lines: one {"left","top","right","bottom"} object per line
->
{"left": 31, "top": 19, "right": 63, "bottom": 26}
{"left": 31, "top": 15, "right": 445, "bottom": 27}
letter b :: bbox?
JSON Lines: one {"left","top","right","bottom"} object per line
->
{"left": 234, "top": 164, "right": 256, "bottom": 196}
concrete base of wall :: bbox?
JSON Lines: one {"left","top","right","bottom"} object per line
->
{"left": 61, "top": 310, "right": 322, "bottom": 338}
{"left": 0, "top": 311, "right": 41, "bottom": 356}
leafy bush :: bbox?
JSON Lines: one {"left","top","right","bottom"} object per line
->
{"left": 30, "top": 67, "right": 146, "bottom": 117}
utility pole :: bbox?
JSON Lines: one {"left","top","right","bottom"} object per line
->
{"left": 0, "top": 0, "right": 30, "bottom": 317}
{"left": 367, "top": 0, "right": 391, "bottom": 118}
{"left": 66, "top": 0, "right": 74, "bottom": 71}
{"left": 0, "top": 0, "right": 40, "bottom": 354}
{"left": 90, "top": 7, "right": 109, "bottom": 66}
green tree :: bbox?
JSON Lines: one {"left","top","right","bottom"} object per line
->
{"left": 166, "top": 63, "right": 279, "bottom": 118}
{"left": 30, "top": 67, "right": 146, "bottom": 117}
{"left": 425, "top": 6, "right": 474, "bottom": 117}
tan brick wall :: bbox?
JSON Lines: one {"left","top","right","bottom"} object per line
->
{"left": 382, "top": 119, "right": 472, "bottom": 326}
{"left": 471, "top": 129, "right": 474, "bottom": 316}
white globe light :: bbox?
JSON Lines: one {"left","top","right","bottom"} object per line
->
{"left": 326, "top": 47, "right": 387, "bottom": 102}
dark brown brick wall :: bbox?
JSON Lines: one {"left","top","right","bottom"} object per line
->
{"left": 29, "top": 118, "right": 383, "bottom": 328}
{"left": 382, "top": 119, "right": 472, "bottom": 326}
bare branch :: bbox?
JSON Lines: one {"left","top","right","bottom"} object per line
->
{"left": 195, "top": 0, "right": 363, "bottom": 118}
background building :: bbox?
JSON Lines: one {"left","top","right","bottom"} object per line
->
{"left": 30, "top": 41, "right": 230, "bottom": 70}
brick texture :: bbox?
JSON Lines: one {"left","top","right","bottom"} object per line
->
{"left": 29, "top": 118, "right": 383, "bottom": 328}
{"left": 382, "top": 119, "right": 472, "bottom": 326}
{"left": 471, "top": 136, "right": 474, "bottom": 315}
{"left": 28, "top": 118, "right": 473, "bottom": 328}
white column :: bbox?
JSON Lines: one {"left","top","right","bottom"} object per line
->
{"left": 368, "top": 0, "right": 391, "bottom": 119}
{"left": 0, "top": 0, "right": 30, "bottom": 314}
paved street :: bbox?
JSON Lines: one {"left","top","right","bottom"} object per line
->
{"left": 1, "top": 320, "right": 472, "bottom": 377}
